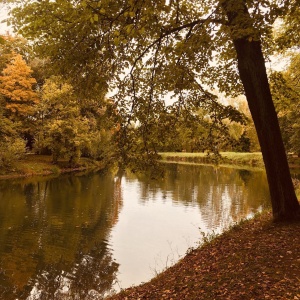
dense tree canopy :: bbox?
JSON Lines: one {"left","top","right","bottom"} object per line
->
{"left": 0, "top": 34, "right": 118, "bottom": 166}
{"left": 0, "top": 105, "right": 25, "bottom": 167}
{"left": 0, "top": 53, "right": 38, "bottom": 119}
{"left": 270, "top": 55, "right": 300, "bottom": 156}
{"left": 0, "top": 34, "right": 31, "bottom": 71}
{"left": 5, "top": 0, "right": 300, "bottom": 220}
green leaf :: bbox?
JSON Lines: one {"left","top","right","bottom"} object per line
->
{"left": 113, "top": 37, "right": 120, "bottom": 45}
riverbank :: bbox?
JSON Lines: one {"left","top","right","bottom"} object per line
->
{"left": 159, "top": 151, "right": 300, "bottom": 169}
{"left": 0, "top": 154, "right": 104, "bottom": 179}
{"left": 160, "top": 152, "right": 300, "bottom": 198}
{"left": 108, "top": 212, "right": 300, "bottom": 300}
{"left": 2, "top": 152, "right": 300, "bottom": 180}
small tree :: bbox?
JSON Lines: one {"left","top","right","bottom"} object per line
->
{"left": 0, "top": 103, "right": 26, "bottom": 168}
{"left": 0, "top": 53, "right": 39, "bottom": 120}
{"left": 45, "top": 117, "right": 91, "bottom": 165}
{"left": 36, "top": 76, "right": 94, "bottom": 165}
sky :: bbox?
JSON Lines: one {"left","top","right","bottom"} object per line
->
{"left": 0, "top": 4, "right": 12, "bottom": 34}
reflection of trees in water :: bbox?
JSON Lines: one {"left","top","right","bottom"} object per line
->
{"left": 0, "top": 165, "right": 271, "bottom": 298}
{"left": 0, "top": 172, "right": 123, "bottom": 299}
{"left": 22, "top": 245, "right": 118, "bottom": 300}
{"left": 238, "top": 169, "right": 252, "bottom": 184}
{"left": 130, "top": 163, "right": 270, "bottom": 231}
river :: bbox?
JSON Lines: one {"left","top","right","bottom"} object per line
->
{"left": 0, "top": 163, "right": 271, "bottom": 299}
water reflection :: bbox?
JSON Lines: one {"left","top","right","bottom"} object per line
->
{"left": 0, "top": 164, "right": 272, "bottom": 299}
{"left": 109, "top": 164, "right": 270, "bottom": 288}
{"left": 127, "top": 164, "right": 270, "bottom": 231}
{"left": 0, "top": 173, "right": 122, "bottom": 299}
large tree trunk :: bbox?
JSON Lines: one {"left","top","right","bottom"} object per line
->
{"left": 222, "top": 0, "right": 300, "bottom": 221}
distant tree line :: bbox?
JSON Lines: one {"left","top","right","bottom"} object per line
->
{"left": 0, "top": 35, "right": 118, "bottom": 167}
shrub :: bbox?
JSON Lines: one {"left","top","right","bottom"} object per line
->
{"left": 0, "top": 137, "right": 26, "bottom": 168}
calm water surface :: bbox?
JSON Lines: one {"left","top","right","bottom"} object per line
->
{"left": 0, "top": 163, "right": 271, "bottom": 299}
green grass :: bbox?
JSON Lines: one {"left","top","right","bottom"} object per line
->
{"left": 159, "top": 151, "right": 300, "bottom": 170}
{"left": 0, "top": 154, "right": 103, "bottom": 179}
{"left": 159, "top": 151, "right": 264, "bottom": 168}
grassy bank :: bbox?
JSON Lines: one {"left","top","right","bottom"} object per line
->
{"left": 2, "top": 152, "right": 299, "bottom": 180}
{"left": 159, "top": 151, "right": 300, "bottom": 170}
{"left": 108, "top": 212, "right": 300, "bottom": 300}
{"left": 0, "top": 154, "right": 104, "bottom": 179}
{"left": 160, "top": 151, "right": 300, "bottom": 198}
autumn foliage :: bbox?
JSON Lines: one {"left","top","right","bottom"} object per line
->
{"left": 0, "top": 53, "right": 39, "bottom": 119}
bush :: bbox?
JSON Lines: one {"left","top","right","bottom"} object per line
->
{"left": 0, "top": 137, "right": 26, "bottom": 168}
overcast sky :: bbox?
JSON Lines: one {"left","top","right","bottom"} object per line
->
{"left": 0, "top": 4, "right": 13, "bottom": 34}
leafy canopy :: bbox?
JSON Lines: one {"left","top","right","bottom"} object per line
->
{"left": 6, "top": 0, "right": 297, "bottom": 159}
{"left": 0, "top": 53, "right": 39, "bottom": 118}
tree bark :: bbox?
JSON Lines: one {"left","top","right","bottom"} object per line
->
{"left": 222, "top": 0, "right": 300, "bottom": 221}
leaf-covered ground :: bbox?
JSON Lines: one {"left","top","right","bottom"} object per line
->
{"left": 108, "top": 212, "right": 300, "bottom": 300}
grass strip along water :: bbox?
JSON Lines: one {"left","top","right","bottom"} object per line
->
{"left": 0, "top": 154, "right": 104, "bottom": 179}
{"left": 159, "top": 151, "right": 300, "bottom": 169}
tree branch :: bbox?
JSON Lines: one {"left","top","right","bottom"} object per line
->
{"left": 130, "top": 7, "right": 225, "bottom": 73}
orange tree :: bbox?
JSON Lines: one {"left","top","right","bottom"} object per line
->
{"left": 0, "top": 53, "right": 39, "bottom": 119}
{"left": 0, "top": 53, "right": 39, "bottom": 149}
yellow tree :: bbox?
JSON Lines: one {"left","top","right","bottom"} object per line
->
{"left": 0, "top": 53, "right": 39, "bottom": 120}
